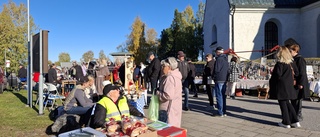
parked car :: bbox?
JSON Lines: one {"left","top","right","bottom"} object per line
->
{"left": 0, "top": 67, "right": 8, "bottom": 93}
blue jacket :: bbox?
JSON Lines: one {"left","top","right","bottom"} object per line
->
{"left": 213, "top": 54, "right": 229, "bottom": 82}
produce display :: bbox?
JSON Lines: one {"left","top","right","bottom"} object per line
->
{"left": 102, "top": 115, "right": 149, "bottom": 137}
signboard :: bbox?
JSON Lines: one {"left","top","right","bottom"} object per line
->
{"left": 261, "top": 57, "right": 267, "bottom": 66}
{"left": 5, "top": 60, "right": 10, "bottom": 68}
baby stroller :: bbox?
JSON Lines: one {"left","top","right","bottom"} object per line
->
{"left": 7, "top": 73, "right": 20, "bottom": 91}
{"left": 87, "top": 60, "right": 98, "bottom": 77}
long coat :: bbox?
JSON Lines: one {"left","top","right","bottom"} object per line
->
{"left": 157, "top": 69, "right": 182, "bottom": 127}
{"left": 95, "top": 66, "right": 110, "bottom": 95}
{"left": 293, "top": 54, "right": 310, "bottom": 99}
{"left": 269, "top": 62, "right": 298, "bottom": 100}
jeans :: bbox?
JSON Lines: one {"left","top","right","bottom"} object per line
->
{"left": 182, "top": 80, "right": 189, "bottom": 108}
{"left": 215, "top": 82, "right": 227, "bottom": 115}
{"left": 66, "top": 106, "right": 92, "bottom": 115}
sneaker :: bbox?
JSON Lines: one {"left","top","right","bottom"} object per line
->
{"left": 278, "top": 122, "right": 291, "bottom": 128}
{"left": 291, "top": 122, "right": 301, "bottom": 128}
{"left": 230, "top": 96, "right": 235, "bottom": 99}
{"left": 223, "top": 114, "right": 227, "bottom": 117}
{"left": 193, "top": 94, "right": 198, "bottom": 98}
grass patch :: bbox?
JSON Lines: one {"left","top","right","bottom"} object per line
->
{"left": 0, "top": 90, "right": 53, "bottom": 136}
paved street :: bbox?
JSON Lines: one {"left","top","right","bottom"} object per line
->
{"left": 146, "top": 92, "right": 320, "bottom": 137}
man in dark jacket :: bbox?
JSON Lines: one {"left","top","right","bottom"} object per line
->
{"left": 72, "top": 61, "right": 85, "bottom": 83}
{"left": 203, "top": 53, "right": 215, "bottom": 110}
{"left": 18, "top": 64, "right": 27, "bottom": 82}
{"left": 213, "top": 47, "right": 229, "bottom": 117}
{"left": 187, "top": 58, "right": 198, "bottom": 97}
{"left": 147, "top": 51, "right": 161, "bottom": 93}
{"left": 47, "top": 63, "right": 58, "bottom": 85}
{"left": 18, "top": 64, "right": 27, "bottom": 90}
{"left": 91, "top": 84, "right": 144, "bottom": 128}
{"left": 177, "top": 51, "right": 190, "bottom": 111}
{"left": 285, "top": 38, "right": 310, "bottom": 121}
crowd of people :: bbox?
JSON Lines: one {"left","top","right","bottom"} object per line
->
{"left": 45, "top": 38, "right": 310, "bottom": 131}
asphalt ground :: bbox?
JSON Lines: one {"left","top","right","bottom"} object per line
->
{"left": 144, "top": 91, "right": 320, "bottom": 137}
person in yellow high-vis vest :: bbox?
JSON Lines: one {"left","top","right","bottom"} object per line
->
{"left": 91, "top": 84, "right": 144, "bottom": 128}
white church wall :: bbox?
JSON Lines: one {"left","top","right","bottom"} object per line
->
{"left": 300, "top": 2, "right": 320, "bottom": 57}
{"left": 203, "top": 0, "right": 230, "bottom": 55}
{"left": 233, "top": 8, "right": 300, "bottom": 60}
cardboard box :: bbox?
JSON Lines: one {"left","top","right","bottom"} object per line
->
{"left": 137, "top": 129, "right": 158, "bottom": 137}
{"left": 157, "top": 126, "right": 187, "bottom": 137}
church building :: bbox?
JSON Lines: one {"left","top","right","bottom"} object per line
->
{"left": 203, "top": 0, "right": 320, "bottom": 60}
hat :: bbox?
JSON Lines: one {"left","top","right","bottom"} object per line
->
{"left": 56, "top": 66, "right": 62, "bottom": 70}
{"left": 215, "top": 46, "right": 223, "bottom": 51}
{"left": 147, "top": 51, "right": 155, "bottom": 57}
{"left": 177, "top": 51, "right": 185, "bottom": 57}
{"left": 186, "top": 58, "right": 191, "bottom": 62}
{"left": 103, "top": 84, "right": 120, "bottom": 95}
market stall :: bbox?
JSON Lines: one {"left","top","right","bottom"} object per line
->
{"left": 58, "top": 116, "right": 187, "bottom": 137}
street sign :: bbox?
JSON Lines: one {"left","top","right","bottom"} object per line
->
{"left": 5, "top": 60, "right": 10, "bottom": 68}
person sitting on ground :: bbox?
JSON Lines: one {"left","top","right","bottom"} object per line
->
{"left": 91, "top": 84, "right": 144, "bottom": 129}
{"left": 64, "top": 75, "right": 95, "bottom": 115}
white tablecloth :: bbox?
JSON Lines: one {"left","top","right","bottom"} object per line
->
{"left": 309, "top": 81, "right": 320, "bottom": 96}
{"left": 236, "top": 79, "right": 269, "bottom": 89}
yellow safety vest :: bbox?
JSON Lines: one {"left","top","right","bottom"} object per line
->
{"left": 98, "top": 97, "right": 130, "bottom": 121}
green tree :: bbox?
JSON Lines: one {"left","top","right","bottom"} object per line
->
{"left": 0, "top": 1, "right": 37, "bottom": 72}
{"left": 58, "top": 52, "right": 71, "bottom": 62}
{"left": 99, "top": 50, "right": 107, "bottom": 61}
{"left": 81, "top": 50, "right": 94, "bottom": 63}
{"left": 158, "top": 2, "right": 205, "bottom": 61}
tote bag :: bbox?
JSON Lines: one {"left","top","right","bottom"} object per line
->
{"left": 148, "top": 89, "right": 159, "bottom": 121}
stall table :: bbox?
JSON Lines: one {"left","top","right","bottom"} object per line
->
{"left": 61, "top": 80, "right": 77, "bottom": 96}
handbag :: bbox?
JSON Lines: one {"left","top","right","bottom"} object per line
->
{"left": 207, "top": 76, "right": 215, "bottom": 85}
{"left": 158, "top": 100, "right": 171, "bottom": 123}
{"left": 148, "top": 89, "right": 159, "bottom": 121}
{"left": 289, "top": 64, "right": 296, "bottom": 86}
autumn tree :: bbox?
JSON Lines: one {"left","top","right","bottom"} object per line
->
{"left": 0, "top": 1, "right": 37, "bottom": 72}
{"left": 58, "top": 52, "right": 71, "bottom": 63}
{"left": 127, "top": 16, "right": 144, "bottom": 54}
{"left": 99, "top": 50, "right": 107, "bottom": 61}
{"left": 127, "top": 16, "right": 158, "bottom": 63}
{"left": 116, "top": 43, "right": 128, "bottom": 52}
{"left": 81, "top": 50, "right": 94, "bottom": 63}
{"left": 48, "top": 60, "right": 52, "bottom": 65}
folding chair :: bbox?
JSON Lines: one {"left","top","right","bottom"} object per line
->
{"left": 44, "top": 83, "right": 66, "bottom": 111}
{"left": 35, "top": 83, "right": 48, "bottom": 106}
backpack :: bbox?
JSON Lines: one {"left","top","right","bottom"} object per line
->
{"left": 49, "top": 106, "right": 65, "bottom": 121}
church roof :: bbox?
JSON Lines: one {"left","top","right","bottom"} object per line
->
{"left": 229, "top": 0, "right": 319, "bottom": 8}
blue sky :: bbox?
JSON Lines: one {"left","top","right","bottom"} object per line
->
{"left": 3, "top": 0, "right": 203, "bottom": 62}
